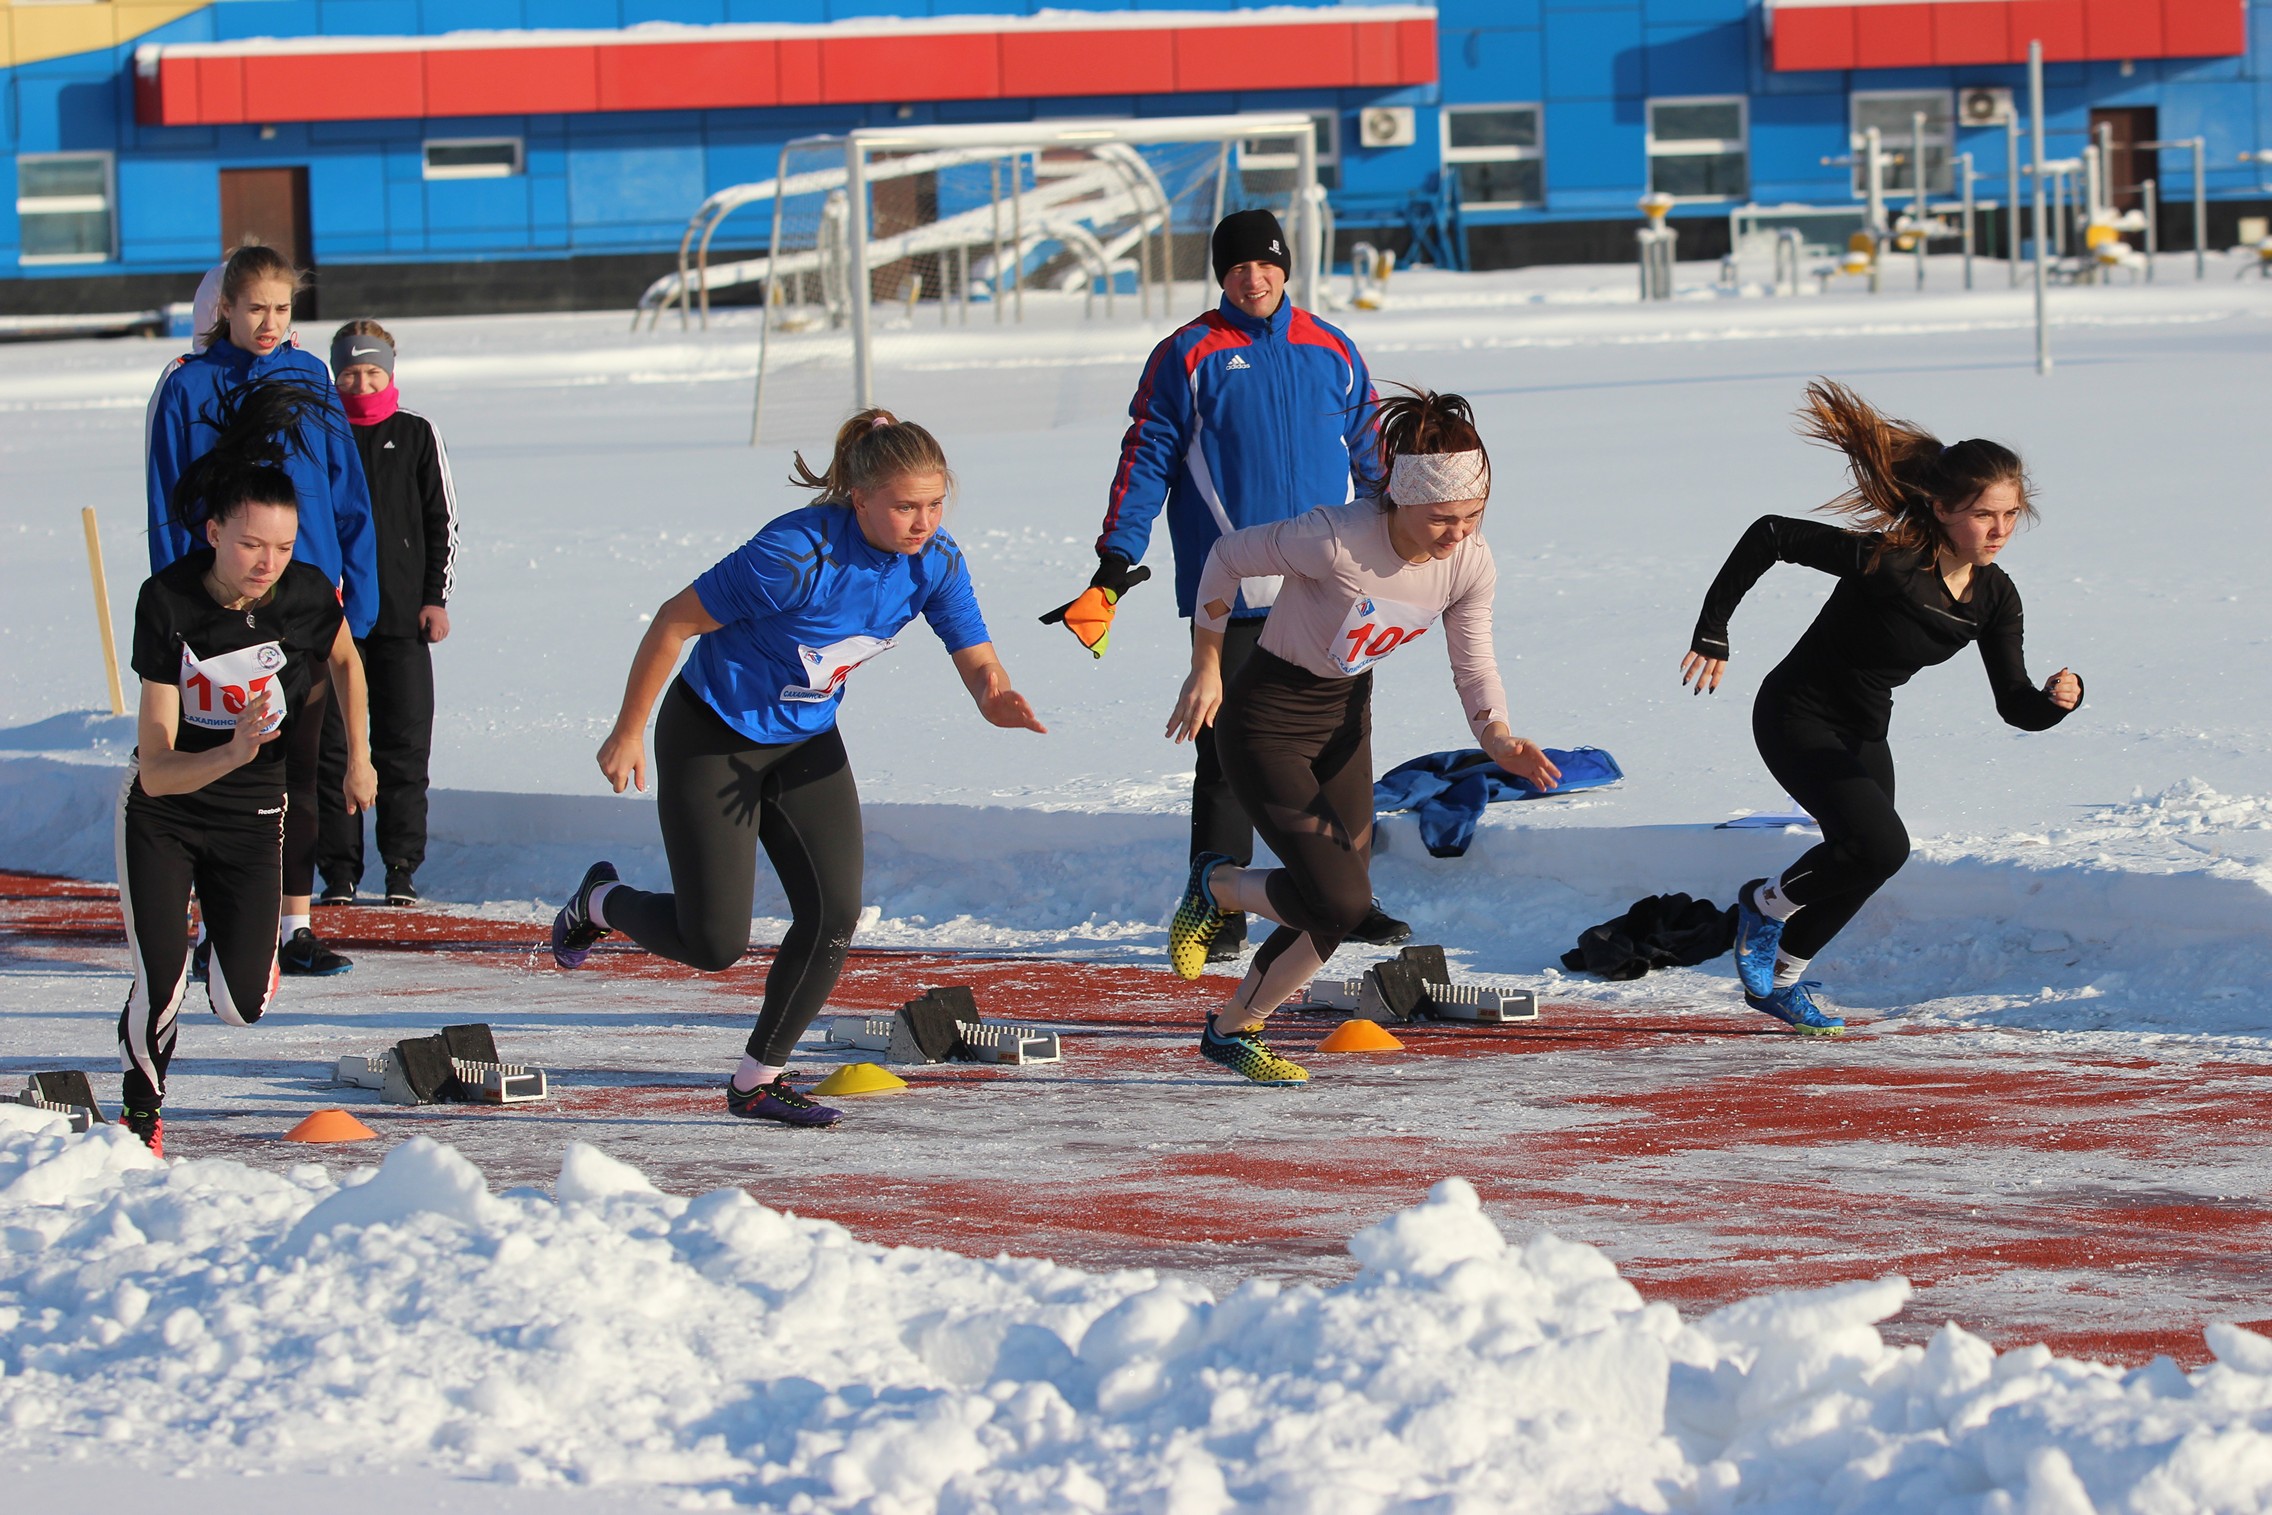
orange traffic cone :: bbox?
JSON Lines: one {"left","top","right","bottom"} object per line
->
{"left": 285, "top": 1108, "right": 378, "bottom": 1143}
{"left": 1318, "top": 1019, "right": 1405, "bottom": 1052}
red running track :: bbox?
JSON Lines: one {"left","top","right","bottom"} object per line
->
{"left": 4, "top": 870, "right": 2267, "bottom": 1367}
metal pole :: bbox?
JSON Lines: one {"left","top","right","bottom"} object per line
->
{"left": 1961, "top": 152, "right": 1975, "bottom": 289}
{"left": 2143, "top": 178, "right": 2157, "bottom": 280}
{"left": 1865, "top": 126, "right": 1885, "bottom": 292}
{"left": 1912, "top": 109, "right": 1929, "bottom": 290}
{"left": 2096, "top": 121, "right": 2115, "bottom": 217}
{"left": 2029, "top": 39, "right": 2049, "bottom": 375}
{"left": 2006, "top": 112, "right": 2022, "bottom": 285}
{"left": 2193, "top": 137, "right": 2206, "bottom": 279}
{"left": 986, "top": 156, "right": 1004, "bottom": 327}
{"left": 845, "top": 137, "right": 875, "bottom": 409}
{"left": 749, "top": 166, "right": 791, "bottom": 447}
{"left": 1294, "top": 122, "right": 1320, "bottom": 311}
{"left": 1011, "top": 152, "right": 1025, "bottom": 323}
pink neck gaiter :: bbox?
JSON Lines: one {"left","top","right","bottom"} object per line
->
{"left": 341, "top": 382, "right": 400, "bottom": 426}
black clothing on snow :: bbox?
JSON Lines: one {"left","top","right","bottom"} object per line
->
{"left": 1562, "top": 893, "right": 1737, "bottom": 982}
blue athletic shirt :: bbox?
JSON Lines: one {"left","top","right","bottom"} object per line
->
{"left": 685, "top": 503, "right": 991, "bottom": 745}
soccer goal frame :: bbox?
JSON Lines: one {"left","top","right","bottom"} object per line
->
{"left": 635, "top": 113, "right": 1323, "bottom": 445}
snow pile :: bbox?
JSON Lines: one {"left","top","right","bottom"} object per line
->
{"left": 7, "top": 1107, "right": 2272, "bottom": 1510}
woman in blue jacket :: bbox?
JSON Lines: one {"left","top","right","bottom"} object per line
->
{"left": 145, "top": 244, "right": 377, "bottom": 977}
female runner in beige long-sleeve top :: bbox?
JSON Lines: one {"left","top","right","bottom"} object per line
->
{"left": 1162, "top": 388, "right": 1561, "bottom": 1086}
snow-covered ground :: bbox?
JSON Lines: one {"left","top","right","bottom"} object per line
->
{"left": 5, "top": 255, "right": 2272, "bottom": 1508}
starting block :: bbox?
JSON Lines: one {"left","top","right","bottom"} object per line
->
{"left": 334, "top": 1023, "right": 550, "bottom": 1106}
{"left": 1293, "top": 945, "right": 1539, "bottom": 1026}
{"left": 826, "top": 985, "right": 1062, "bottom": 1066}
{"left": 13, "top": 1071, "right": 106, "bottom": 1133}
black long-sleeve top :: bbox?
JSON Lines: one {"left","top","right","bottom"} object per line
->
{"left": 1690, "top": 515, "right": 2076, "bottom": 741}
{"left": 349, "top": 407, "right": 458, "bottom": 640}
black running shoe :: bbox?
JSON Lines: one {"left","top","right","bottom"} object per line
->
{"left": 1204, "top": 912, "right": 1249, "bottom": 964}
{"left": 384, "top": 867, "right": 419, "bottom": 907}
{"left": 121, "top": 1106, "right": 164, "bottom": 1156}
{"left": 725, "top": 1075, "right": 842, "bottom": 1127}
{"left": 316, "top": 879, "right": 357, "bottom": 907}
{"left": 279, "top": 927, "right": 354, "bottom": 977}
{"left": 550, "top": 861, "right": 618, "bottom": 969}
{"left": 1348, "top": 901, "right": 1411, "bottom": 946}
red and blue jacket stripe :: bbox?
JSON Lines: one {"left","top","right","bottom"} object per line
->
{"left": 1097, "top": 294, "right": 1379, "bottom": 618}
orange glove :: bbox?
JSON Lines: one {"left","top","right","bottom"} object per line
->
{"left": 1041, "top": 556, "right": 1150, "bottom": 659}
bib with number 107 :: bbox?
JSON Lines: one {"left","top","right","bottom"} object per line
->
{"left": 1330, "top": 595, "right": 1437, "bottom": 676}
{"left": 178, "top": 641, "right": 288, "bottom": 731}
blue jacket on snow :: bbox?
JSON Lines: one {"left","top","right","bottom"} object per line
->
{"left": 1375, "top": 747, "right": 1626, "bottom": 858}
{"left": 1097, "top": 294, "right": 1379, "bottom": 618}
{"left": 145, "top": 337, "right": 379, "bottom": 639}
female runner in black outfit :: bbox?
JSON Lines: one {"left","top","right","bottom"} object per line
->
{"left": 116, "top": 382, "right": 376, "bottom": 1152}
{"left": 1680, "top": 380, "right": 2082, "bottom": 1033}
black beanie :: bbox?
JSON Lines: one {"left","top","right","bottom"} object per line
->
{"left": 1212, "top": 208, "right": 1292, "bottom": 284}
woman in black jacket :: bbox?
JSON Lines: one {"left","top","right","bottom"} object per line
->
{"left": 320, "top": 320, "right": 458, "bottom": 905}
{"left": 1681, "top": 380, "right": 2082, "bottom": 1034}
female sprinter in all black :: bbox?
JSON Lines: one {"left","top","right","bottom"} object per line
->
{"left": 1162, "top": 389, "right": 1561, "bottom": 1086}
{"left": 1680, "top": 380, "right": 2082, "bottom": 1033}
{"left": 118, "top": 382, "right": 377, "bottom": 1153}
{"left": 549, "top": 411, "right": 1045, "bottom": 1127}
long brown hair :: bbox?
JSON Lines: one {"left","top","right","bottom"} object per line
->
{"left": 1800, "top": 379, "right": 2034, "bottom": 560}
{"left": 333, "top": 316, "right": 396, "bottom": 351}
{"left": 789, "top": 407, "right": 952, "bottom": 502}
{"left": 201, "top": 243, "right": 309, "bottom": 352}
{"left": 1372, "top": 385, "right": 1490, "bottom": 510}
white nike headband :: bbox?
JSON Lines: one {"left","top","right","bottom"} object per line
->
{"left": 1387, "top": 448, "right": 1489, "bottom": 506}
{"left": 329, "top": 330, "right": 395, "bottom": 377}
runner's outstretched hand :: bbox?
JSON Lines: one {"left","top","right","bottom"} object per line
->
{"left": 597, "top": 728, "right": 647, "bottom": 794}
{"left": 1165, "top": 664, "right": 1222, "bottom": 745}
{"left": 226, "top": 688, "right": 283, "bottom": 768}
{"left": 981, "top": 686, "right": 1048, "bottom": 733}
{"left": 1486, "top": 733, "right": 1561, "bottom": 790}
{"left": 2045, "top": 667, "right": 2081, "bottom": 710}
{"left": 1679, "top": 650, "right": 1726, "bottom": 695}
{"left": 1041, "top": 554, "right": 1150, "bottom": 658}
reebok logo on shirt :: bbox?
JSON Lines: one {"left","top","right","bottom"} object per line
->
{"left": 1225, "top": 354, "right": 1252, "bottom": 371}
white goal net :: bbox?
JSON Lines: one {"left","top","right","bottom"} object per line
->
{"left": 634, "top": 114, "right": 1325, "bottom": 446}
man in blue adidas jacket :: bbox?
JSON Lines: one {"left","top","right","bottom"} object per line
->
{"left": 1046, "top": 209, "right": 1403, "bottom": 958}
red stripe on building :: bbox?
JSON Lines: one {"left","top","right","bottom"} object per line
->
{"left": 133, "top": 8, "right": 1438, "bottom": 128}
{"left": 1768, "top": 0, "right": 2242, "bottom": 70}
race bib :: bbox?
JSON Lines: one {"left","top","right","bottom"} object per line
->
{"left": 1329, "top": 595, "right": 1436, "bottom": 676}
{"left": 178, "top": 641, "right": 288, "bottom": 732}
{"left": 781, "top": 634, "right": 896, "bottom": 704}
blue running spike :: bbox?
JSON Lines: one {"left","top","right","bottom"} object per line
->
{"left": 1732, "top": 877, "right": 1785, "bottom": 997}
{"left": 1745, "top": 980, "right": 1844, "bottom": 1036}
{"left": 550, "top": 861, "right": 619, "bottom": 969}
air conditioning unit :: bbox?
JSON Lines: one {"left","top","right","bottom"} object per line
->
{"left": 1358, "top": 107, "right": 1416, "bottom": 149}
{"left": 1960, "top": 87, "right": 2014, "bottom": 126}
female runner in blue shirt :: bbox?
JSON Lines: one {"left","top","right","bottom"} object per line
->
{"left": 549, "top": 411, "right": 1046, "bottom": 1126}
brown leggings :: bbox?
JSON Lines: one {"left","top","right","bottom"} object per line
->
{"left": 1214, "top": 649, "right": 1374, "bottom": 976}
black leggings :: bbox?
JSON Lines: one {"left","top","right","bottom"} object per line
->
{"left": 603, "top": 679, "right": 864, "bottom": 1066}
{"left": 115, "top": 772, "right": 283, "bottom": 1109}
{"left": 1752, "top": 694, "right": 1910, "bottom": 963}
{"left": 1215, "top": 650, "right": 1375, "bottom": 974}
{"left": 319, "top": 633, "right": 436, "bottom": 884}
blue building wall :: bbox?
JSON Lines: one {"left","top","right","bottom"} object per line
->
{"left": 4, "top": 0, "right": 2270, "bottom": 305}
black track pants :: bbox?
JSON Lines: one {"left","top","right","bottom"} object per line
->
{"left": 115, "top": 770, "right": 283, "bottom": 1109}
{"left": 1752, "top": 694, "right": 1909, "bottom": 963}
{"left": 1191, "top": 618, "right": 1266, "bottom": 870}
{"left": 1215, "top": 650, "right": 1375, "bottom": 973}
{"left": 320, "top": 633, "right": 435, "bottom": 885}
{"left": 603, "top": 680, "right": 865, "bottom": 1066}
{"left": 284, "top": 667, "right": 333, "bottom": 899}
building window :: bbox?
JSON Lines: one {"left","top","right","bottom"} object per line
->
{"left": 422, "top": 138, "right": 524, "bottom": 181}
{"left": 16, "top": 153, "right": 116, "bottom": 265}
{"left": 1646, "top": 98, "right": 1748, "bottom": 202}
{"left": 1238, "top": 112, "right": 1339, "bottom": 192}
{"left": 1851, "top": 92, "right": 1954, "bottom": 197}
{"left": 1442, "top": 105, "right": 1543, "bottom": 208}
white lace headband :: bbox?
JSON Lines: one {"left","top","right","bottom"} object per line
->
{"left": 1387, "top": 449, "right": 1489, "bottom": 506}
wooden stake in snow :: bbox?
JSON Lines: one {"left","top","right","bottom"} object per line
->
{"left": 81, "top": 506, "right": 126, "bottom": 718}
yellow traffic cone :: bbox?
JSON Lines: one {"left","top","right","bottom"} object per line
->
{"left": 812, "top": 1062, "right": 909, "bottom": 1096}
